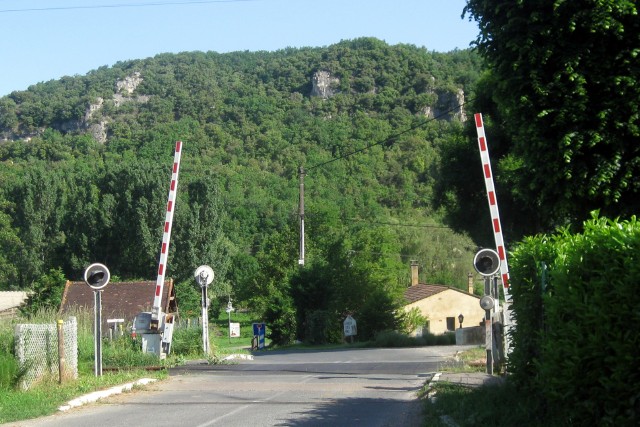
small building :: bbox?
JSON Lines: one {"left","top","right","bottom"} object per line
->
{"left": 59, "top": 279, "right": 177, "bottom": 333}
{"left": 0, "top": 291, "right": 30, "bottom": 320}
{"left": 404, "top": 262, "right": 485, "bottom": 335}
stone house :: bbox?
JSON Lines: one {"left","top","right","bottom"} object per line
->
{"left": 404, "top": 262, "right": 485, "bottom": 335}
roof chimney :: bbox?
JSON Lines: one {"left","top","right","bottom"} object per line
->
{"left": 411, "top": 261, "right": 419, "bottom": 286}
{"left": 468, "top": 272, "right": 474, "bottom": 294}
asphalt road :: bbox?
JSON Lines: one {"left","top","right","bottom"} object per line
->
{"left": 4, "top": 345, "right": 469, "bottom": 427}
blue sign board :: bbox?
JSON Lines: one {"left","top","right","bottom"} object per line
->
{"left": 252, "top": 323, "right": 266, "bottom": 349}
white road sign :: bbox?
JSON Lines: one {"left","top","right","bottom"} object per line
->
{"left": 343, "top": 315, "right": 357, "bottom": 337}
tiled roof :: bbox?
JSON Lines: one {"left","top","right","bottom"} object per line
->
{"left": 404, "top": 284, "right": 449, "bottom": 304}
{"left": 59, "top": 280, "right": 176, "bottom": 324}
{"left": 404, "top": 283, "right": 478, "bottom": 304}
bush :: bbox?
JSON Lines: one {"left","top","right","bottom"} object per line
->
{"left": 400, "top": 307, "right": 428, "bottom": 335}
{"left": 0, "top": 323, "right": 15, "bottom": 386}
{"left": 372, "top": 330, "right": 416, "bottom": 347}
{"left": 356, "top": 289, "right": 402, "bottom": 341}
{"left": 509, "top": 214, "right": 639, "bottom": 426}
{"left": 303, "top": 310, "right": 341, "bottom": 345}
{"left": 171, "top": 326, "right": 206, "bottom": 356}
{"left": 103, "top": 336, "right": 159, "bottom": 367}
{"left": 507, "top": 232, "right": 558, "bottom": 386}
{"left": 264, "top": 292, "right": 297, "bottom": 346}
{"left": 422, "top": 332, "right": 456, "bottom": 346}
{"left": 19, "top": 269, "right": 67, "bottom": 318}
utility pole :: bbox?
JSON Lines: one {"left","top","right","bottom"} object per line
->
{"left": 298, "top": 166, "right": 305, "bottom": 266}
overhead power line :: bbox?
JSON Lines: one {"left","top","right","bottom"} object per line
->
{"left": 0, "top": 0, "right": 256, "bottom": 13}
{"left": 346, "top": 218, "right": 452, "bottom": 229}
{"left": 306, "top": 98, "right": 474, "bottom": 171}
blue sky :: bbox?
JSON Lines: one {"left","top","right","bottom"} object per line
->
{"left": 0, "top": 0, "right": 479, "bottom": 96}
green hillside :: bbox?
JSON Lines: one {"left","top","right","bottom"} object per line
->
{"left": 0, "top": 38, "right": 487, "bottom": 342}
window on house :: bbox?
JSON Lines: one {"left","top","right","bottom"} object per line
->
{"left": 446, "top": 317, "right": 455, "bottom": 332}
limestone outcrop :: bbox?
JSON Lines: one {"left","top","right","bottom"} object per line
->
{"left": 310, "top": 71, "right": 339, "bottom": 99}
{"left": 422, "top": 88, "right": 466, "bottom": 122}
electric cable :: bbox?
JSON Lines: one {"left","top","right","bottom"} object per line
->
{"left": 306, "top": 97, "right": 474, "bottom": 171}
{"left": 0, "top": 0, "right": 256, "bottom": 13}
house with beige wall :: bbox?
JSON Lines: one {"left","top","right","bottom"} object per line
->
{"left": 404, "top": 262, "right": 485, "bottom": 335}
{"left": 0, "top": 291, "right": 30, "bottom": 320}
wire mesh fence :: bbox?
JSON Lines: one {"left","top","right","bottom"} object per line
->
{"left": 14, "top": 317, "right": 78, "bottom": 390}
{"left": 175, "top": 317, "right": 202, "bottom": 329}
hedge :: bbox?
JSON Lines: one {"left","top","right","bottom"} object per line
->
{"left": 508, "top": 214, "right": 639, "bottom": 426}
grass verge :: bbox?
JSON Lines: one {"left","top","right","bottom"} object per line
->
{"left": 421, "top": 380, "right": 552, "bottom": 427}
{"left": 421, "top": 346, "right": 554, "bottom": 427}
{"left": 436, "top": 345, "right": 487, "bottom": 373}
{"left": 0, "top": 369, "right": 166, "bottom": 424}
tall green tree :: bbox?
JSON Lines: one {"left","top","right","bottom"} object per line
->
{"left": 58, "top": 161, "right": 107, "bottom": 277}
{"left": 0, "top": 208, "right": 20, "bottom": 289}
{"left": 325, "top": 226, "right": 406, "bottom": 340}
{"left": 98, "top": 159, "right": 168, "bottom": 278}
{"left": 464, "top": 0, "right": 640, "bottom": 229}
{"left": 10, "top": 164, "right": 68, "bottom": 288}
{"left": 172, "top": 172, "right": 233, "bottom": 301}
{"left": 247, "top": 226, "right": 300, "bottom": 345}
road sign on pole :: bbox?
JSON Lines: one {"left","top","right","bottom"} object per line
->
{"left": 252, "top": 323, "right": 266, "bottom": 349}
{"left": 226, "top": 298, "right": 234, "bottom": 343}
{"left": 229, "top": 323, "right": 240, "bottom": 338}
{"left": 343, "top": 316, "right": 357, "bottom": 337}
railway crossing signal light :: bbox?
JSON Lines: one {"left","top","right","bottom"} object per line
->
{"left": 473, "top": 249, "right": 501, "bottom": 277}
{"left": 84, "top": 263, "right": 110, "bottom": 290}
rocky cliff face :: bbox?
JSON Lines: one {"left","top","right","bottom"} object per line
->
{"left": 309, "top": 68, "right": 466, "bottom": 122}
{"left": 72, "top": 73, "right": 151, "bottom": 144}
{"left": 310, "top": 70, "right": 340, "bottom": 99}
{"left": 2, "top": 73, "right": 150, "bottom": 144}
{"left": 84, "top": 72, "right": 149, "bottom": 143}
{"left": 116, "top": 72, "right": 143, "bottom": 95}
{"left": 422, "top": 88, "right": 466, "bottom": 122}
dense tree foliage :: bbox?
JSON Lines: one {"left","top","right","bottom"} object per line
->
{"left": 0, "top": 39, "right": 484, "bottom": 341}
{"left": 463, "top": 0, "right": 640, "bottom": 230}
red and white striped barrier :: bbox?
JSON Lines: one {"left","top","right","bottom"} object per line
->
{"left": 474, "top": 114, "right": 511, "bottom": 299}
{"left": 152, "top": 141, "right": 183, "bottom": 321}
